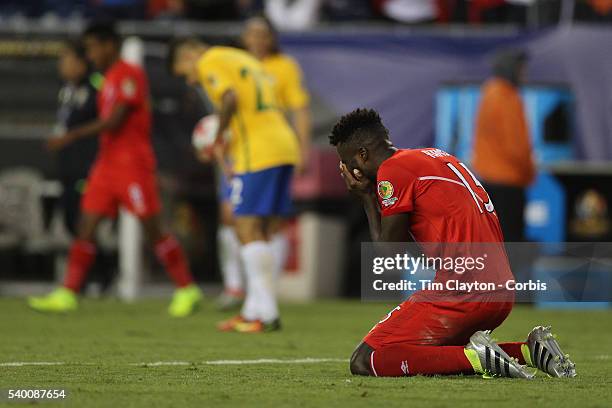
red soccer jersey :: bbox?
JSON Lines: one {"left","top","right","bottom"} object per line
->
{"left": 376, "top": 148, "right": 514, "bottom": 293}
{"left": 377, "top": 148, "right": 503, "bottom": 242}
{"left": 97, "top": 60, "right": 155, "bottom": 171}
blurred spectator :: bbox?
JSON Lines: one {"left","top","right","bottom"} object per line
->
{"left": 471, "top": 49, "right": 535, "bottom": 242}
{"left": 373, "top": 0, "right": 437, "bottom": 24}
{"left": 464, "top": 0, "right": 528, "bottom": 24}
{"left": 323, "top": 0, "right": 374, "bottom": 21}
{"left": 264, "top": 0, "right": 374, "bottom": 30}
{"left": 0, "top": 0, "right": 579, "bottom": 24}
{"left": 0, "top": 0, "right": 250, "bottom": 20}
{"left": 175, "top": 0, "right": 255, "bottom": 20}
{"left": 149, "top": 0, "right": 261, "bottom": 20}
{"left": 0, "top": 0, "right": 87, "bottom": 18}
{"left": 264, "top": 0, "right": 323, "bottom": 30}
{"left": 148, "top": 0, "right": 187, "bottom": 19}
{"left": 575, "top": 0, "right": 612, "bottom": 21}
{"left": 53, "top": 41, "right": 99, "bottom": 235}
{"left": 371, "top": 0, "right": 531, "bottom": 25}
{"left": 88, "top": 0, "right": 146, "bottom": 19}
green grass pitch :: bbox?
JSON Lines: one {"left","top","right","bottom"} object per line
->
{"left": 0, "top": 298, "right": 611, "bottom": 407}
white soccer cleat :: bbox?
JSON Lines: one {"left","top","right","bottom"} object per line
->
{"left": 526, "top": 326, "right": 576, "bottom": 378}
{"left": 465, "top": 330, "right": 534, "bottom": 379}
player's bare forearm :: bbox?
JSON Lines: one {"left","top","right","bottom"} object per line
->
{"left": 363, "top": 198, "right": 414, "bottom": 242}
{"left": 215, "top": 89, "right": 237, "bottom": 142}
{"left": 362, "top": 195, "right": 383, "bottom": 241}
{"left": 212, "top": 90, "right": 238, "bottom": 177}
{"left": 73, "top": 104, "right": 130, "bottom": 139}
{"left": 293, "top": 107, "right": 312, "bottom": 160}
{"left": 339, "top": 162, "right": 382, "bottom": 240}
{"left": 51, "top": 104, "right": 130, "bottom": 150}
{"left": 65, "top": 120, "right": 105, "bottom": 142}
{"left": 381, "top": 213, "right": 413, "bottom": 242}
{"left": 338, "top": 162, "right": 406, "bottom": 242}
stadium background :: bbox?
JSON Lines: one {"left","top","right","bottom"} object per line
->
{"left": 2, "top": 8, "right": 612, "bottom": 298}
{"left": 0, "top": 2, "right": 611, "bottom": 406}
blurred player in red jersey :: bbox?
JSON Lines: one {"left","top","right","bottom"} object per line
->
{"left": 330, "top": 108, "right": 576, "bottom": 379}
{"left": 28, "top": 22, "right": 202, "bottom": 317}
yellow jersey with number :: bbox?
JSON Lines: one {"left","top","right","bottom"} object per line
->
{"left": 197, "top": 46, "right": 300, "bottom": 174}
{"left": 261, "top": 54, "right": 310, "bottom": 112}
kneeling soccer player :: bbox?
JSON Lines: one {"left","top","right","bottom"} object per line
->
{"left": 330, "top": 108, "right": 576, "bottom": 379}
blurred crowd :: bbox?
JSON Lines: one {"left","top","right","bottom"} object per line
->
{"left": 2, "top": 1, "right": 611, "bottom": 28}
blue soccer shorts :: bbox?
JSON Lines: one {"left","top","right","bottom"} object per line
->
{"left": 230, "top": 165, "right": 294, "bottom": 216}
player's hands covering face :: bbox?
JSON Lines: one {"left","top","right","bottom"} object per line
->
{"left": 339, "top": 162, "right": 373, "bottom": 200}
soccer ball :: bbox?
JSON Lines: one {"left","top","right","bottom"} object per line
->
{"left": 192, "top": 114, "right": 231, "bottom": 153}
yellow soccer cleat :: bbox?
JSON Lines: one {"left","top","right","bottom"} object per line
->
{"left": 28, "top": 287, "right": 78, "bottom": 313}
{"left": 168, "top": 284, "right": 203, "bottom": 317}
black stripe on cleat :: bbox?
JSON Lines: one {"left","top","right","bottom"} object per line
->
{"left": 494, "top": 351, "right": 501, "bottom": 374}
{"left": 545, "top": 353, "right": 553, "bottom": 373}
{"left": 467, "top": 331, "right": 535, "bottom": 379}
{"left": 540, "top": 349, "right": 548, "bottom": 371}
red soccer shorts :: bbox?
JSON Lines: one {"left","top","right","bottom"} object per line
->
{"left": 81, "top": 163, "right": 161, "bottom": 219}
{"left": 363, "top": 297, "right": 513, "bottom": 350}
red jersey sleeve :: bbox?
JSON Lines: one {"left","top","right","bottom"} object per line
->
{"left": 114, "top": 67, "right": 145, "bottom": 108}
{"left": 376, "top": 160, "right": 418, "bottom": 217}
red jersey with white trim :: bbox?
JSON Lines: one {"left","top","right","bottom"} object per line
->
{"left": 376, "top": 148, "right": 514, "bottom": 293}
{"left": 97, "top": 60, "right": 155, "bottom": 171}
{"left": 377, "top": 148, "right": 503, "bottom": 243}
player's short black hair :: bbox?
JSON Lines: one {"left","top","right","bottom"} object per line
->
{"left": 83, "top": 21, "right": 121, "bottom": 47}
{"left": 329, "top": 108, "right": 389, "bottom": 147}
{"left": 166, "top": 37, "right": 203, "bottom": 74}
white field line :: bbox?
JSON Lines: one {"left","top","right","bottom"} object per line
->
{"left": 0, "top": 358, "right": 348, "bottom": 367}
{"left": 146, "top": 358, "right": 348, "bottom": 366}
{"left": 0, "top": 362, "right": 65, "bottom": 367}
{"left": 5, "top": 355, "right": 609, "bottom": 367}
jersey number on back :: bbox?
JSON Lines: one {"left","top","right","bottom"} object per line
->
{"left": 240, "top": 67, "right": 277, "bottom": 112}
{"left": 446, "top": 162, "right": 495, "bottom": 214}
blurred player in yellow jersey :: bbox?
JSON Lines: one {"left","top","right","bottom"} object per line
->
{"left": 243, "top": 15, "right": 312, "bottom": 171}
{"left": 169, "top": 39, "right": 300, "bottom": 332}
{"left": 193, "top": 17, "right": 313, "bottom": 315}
{"left": 239, "top": 16, "right": 312, "bottom": 308}
{"left": 207, "top": 16, "right": 312, "bottom": 313}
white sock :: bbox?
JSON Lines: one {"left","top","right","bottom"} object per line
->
{"left": 239, "top": 241, "right": 279, "bottom": 322}
{"left": 218, "top": 226, "right": 243, "bottom": 293}
{"left": 270, "top": 232, "right": 289, "bottom": 279}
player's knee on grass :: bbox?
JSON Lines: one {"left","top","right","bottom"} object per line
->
{"left": 350, "top": 342, "right": 374, "bottom": 376}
